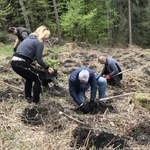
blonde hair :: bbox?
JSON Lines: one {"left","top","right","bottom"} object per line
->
{"left": 33, "top": 25, "right": 50, "bottom": 42}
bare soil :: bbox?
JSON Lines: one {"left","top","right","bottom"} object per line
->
{"left": 0, "top": 45, "right": 150, "bottom": 150}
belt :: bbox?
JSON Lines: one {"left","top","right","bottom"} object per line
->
{"left": 11, "top": 56, "right": 25, "bottom": 61}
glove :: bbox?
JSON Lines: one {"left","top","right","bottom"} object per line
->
{"left": 89, "top": 101, "right": 97, "bottom": 112}
{"left": 80, "top": 103, "right": 90, "bottom": 114}
{"left": 105, "top": 75, "right": 111, "bottom": 80}
{"left": 13, "top": 47, "right": 17, "bottom": 52}
{"left": 89, "top": 101, "right": 95, "bottom": 108}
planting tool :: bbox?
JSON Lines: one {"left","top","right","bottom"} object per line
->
{"left": 99, "top": 92, "right": 135, "bottom": 102}
{"left": 113, "top": 68, "right": 132, "bottom": 77}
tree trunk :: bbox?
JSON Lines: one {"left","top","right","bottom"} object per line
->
{"left": 52, "top": 0, "right": 62, "bottom": 46}
{"left": 19, "top": 0, "right": 31, "bottom": 31}
{"left": 106, "top": 1, "right": 112, "bottom": 45}
{"left": 128, "top": 0, "right": 132, "bottom": 46}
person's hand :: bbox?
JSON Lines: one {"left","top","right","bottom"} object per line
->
{"left": 89, "top": 101, "right": 95, "bottom": 108}
{"left": 80, "top": 103, "right": 90, "bottom": 114}
{"left": 105, "top": 75, "right": 110, "bottom": 80}
{"left": 13, "top": 47, "right": 17, "bottom": 52}
{"left": 89, "top": 101, "right": 97, "bottom": 112}
{"left": 48, "top": 67, "right": 54, "bottom": 74}
{"left": 35, "top": 63, "right": 41, "bottom": 69}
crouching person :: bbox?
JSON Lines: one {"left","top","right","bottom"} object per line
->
{"left": 11, "top": 25, "right": 54, "bottom": 104}
{"left": 98, "top": 56, "right": 122, "bottom": 86}
{"left": 69, "top": 67, "right": 107, "bottom": 114}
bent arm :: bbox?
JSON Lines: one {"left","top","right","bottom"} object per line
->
{"left": 89, "top": 74, "right": 97, "bottom": 102}
{"left": 100, "top": 65, "right": 106, "bottom": 76}
{"left": 36, "top": 43, "right": 49, "bottom": 69}
{"left": 109, "top": 63, "right": 119, "bottom": 77}
{"left": 69, "top": 80, "right": 83, "bottom": 105}
{"left": 14, "top": 38, "right": 20, "bottom": 48}
{"left": 21, "top": 32, "right": 29, "bottom": 40}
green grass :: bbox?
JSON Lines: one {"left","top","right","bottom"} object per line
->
{"left": 135, "top": 93, "right": 150, "bottom": 110}
{"left": 0, "top": 44, "right": 14, "bottom": 56}
{"left": 51, "top": 45, "right": 66, "bottom": 53}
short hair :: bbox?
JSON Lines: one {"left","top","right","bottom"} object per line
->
{"left": 33, "top": 25, "right": 50, "bottom": 42}
{"left": 79, "top": 70, "right": 90, "bottom": 82}
{"left": 8, "top": 27, "right": 16, "bottom": 33}
{"left": 98, "top": 56, "right": 106, "bottom": 63}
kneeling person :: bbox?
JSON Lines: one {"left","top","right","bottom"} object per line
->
{"left": 69, "top": 67, "right": 107, "bottom": 114}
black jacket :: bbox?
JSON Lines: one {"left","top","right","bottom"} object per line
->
{"left": 16, "top": 27, "right": 31, "bottom": 42}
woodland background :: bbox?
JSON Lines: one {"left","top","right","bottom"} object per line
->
{"left": 0, "top": 0, "right": 150, "bottom": 48}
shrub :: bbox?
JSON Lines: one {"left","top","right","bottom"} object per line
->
{"left": 0, "top": 34, "right": 8, "bottom": 44}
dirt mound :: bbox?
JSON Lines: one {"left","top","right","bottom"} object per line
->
{"left": 73, "top": 101, "right": 115, "bottom": 114}
{"left": 71, "top": 125, "right": 128, "bottom": 149}
{"left": 92, "top": 132, "right": 127, "bottom": 149}
{"left": 128, "top": 120, "right": 150, "bottom": 145}
{"left": 21, "top": 101, "right": 64, "bottom": 131}
{"left": 0, "top": 88, "right": 23, "bottom": 101}
{"left": 43, "top": 84, "right": 69, "bottom": 97}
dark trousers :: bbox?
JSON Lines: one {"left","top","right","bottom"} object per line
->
{"left": 11, "top": 60, "right": 42, "bottom": 102}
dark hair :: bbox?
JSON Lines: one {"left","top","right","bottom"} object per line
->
{"left": 8, "top": 27, "right": 16, "bottom": 33}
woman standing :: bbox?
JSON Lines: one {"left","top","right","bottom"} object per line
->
{"left": 11, "top": 25, "right": 54, "bottom": 104}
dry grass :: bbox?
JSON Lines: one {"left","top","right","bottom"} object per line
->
{"left": 0, "top": 45, "right": 150, "bottom": 150}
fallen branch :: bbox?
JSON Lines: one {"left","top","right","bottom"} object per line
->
{"left": 84, "top": 130, "right": 92, "bottom": 148}
{"left": 0, "top": 80, "right": 23, "bottom": 91}
{"left": 99, "top": 92, "right": 135, "bottom": 102}
{"left": 59, "top": 111, "right": 85, "bottom": 125}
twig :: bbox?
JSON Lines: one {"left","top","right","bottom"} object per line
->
{"left": 0, "top": 80, "right": 23, "bottom": 91}
{"left": 0, "top": 136, "right": 4, "bottom": 150}
{"left": 84, "top": 130, "right": 92, "bottom": 148}
{"left": 6, "top": 131, "right": 26, "bottom": 150}
{"left": 103, "top": 108, "right": 109, "bottom": 116}
{"left": 59, "top": 111, "right": 85, "bottom": 125}
{"left": 105, "top": 137, "right": 115, "bottom": 148}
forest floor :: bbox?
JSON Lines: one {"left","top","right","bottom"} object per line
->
{"left": 0, "top": 43, "right": 150, "bottom": 150}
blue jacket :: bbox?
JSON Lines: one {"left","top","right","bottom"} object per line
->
{"left": 100, "top": 57, "right": 122, "bottom": 82}
{"left": 69, "top": 67, "right": 99, "bottom": 105}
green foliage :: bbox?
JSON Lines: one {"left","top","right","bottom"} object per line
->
{"left": 44, "top": 58, "right": 60, "bottom": 69}
{"left": 0, "top": 34, "right": 9, "bottom": 44}
{"left": 51, "top": 45, "right": 66, "bottom": 53}
{"left": 132, "top": 1, "right": 150, "bottom": 48}
{"left": 4, "top": 0, "right": 57, "bottom": 35}
{"left": 0, "top": 1, "right": 13, "bottom": 28}
{"left": 1, "top": 0, "right": 150, "bottom": 47}
{"left": 24, "top": 0, "right": 54, "bottom": 30}
{"left": 60, "top": 0, "right": 117, "bottom": 43}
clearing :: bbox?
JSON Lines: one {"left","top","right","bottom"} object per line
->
{"left": 0, "top": 44, "right": 150, "bottom": 150}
